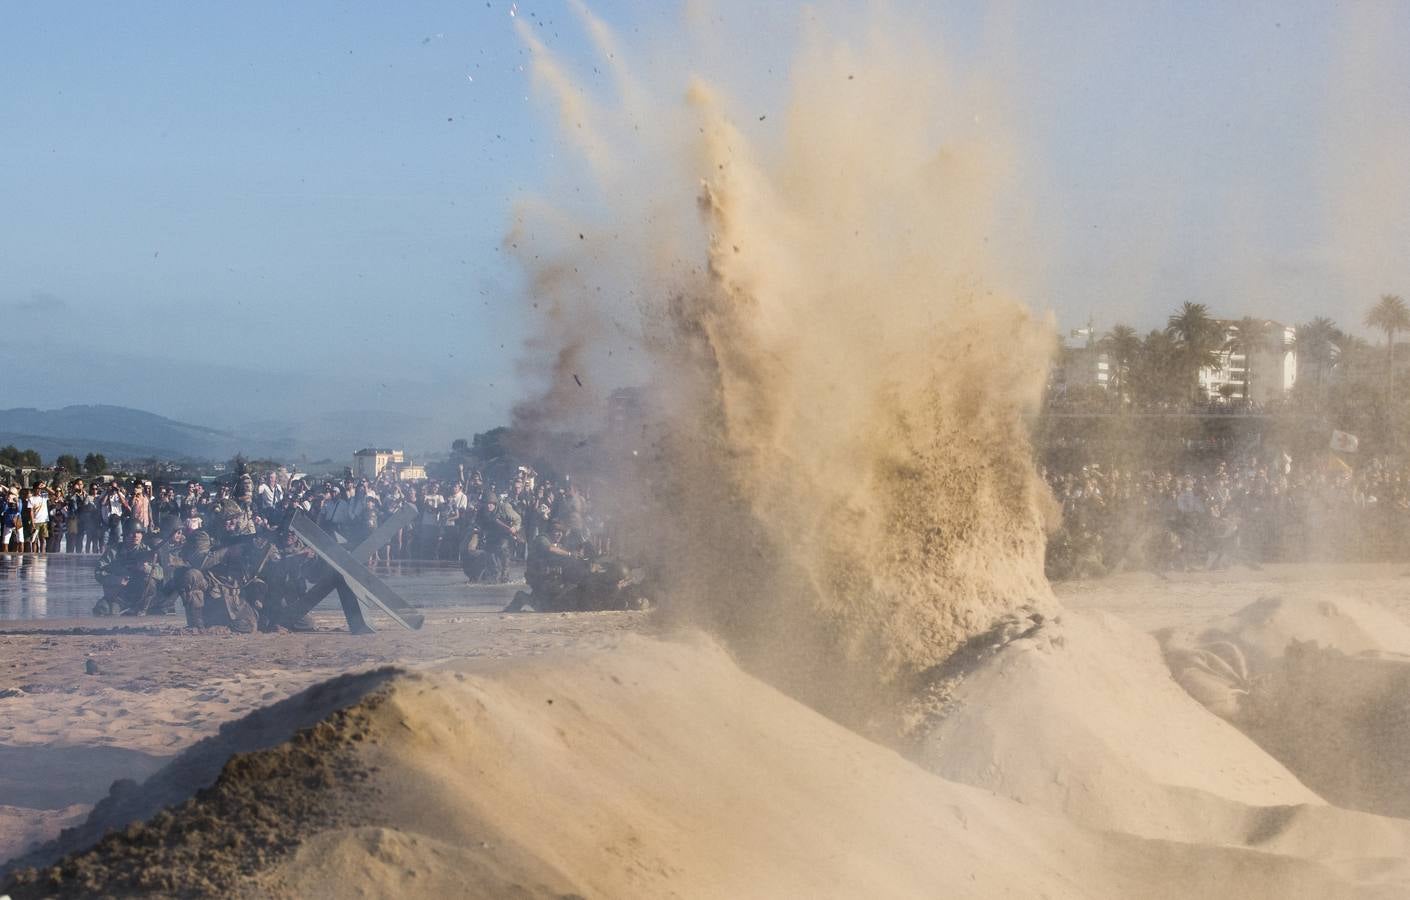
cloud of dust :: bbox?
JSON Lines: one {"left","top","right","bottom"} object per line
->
{"left": 508, "top": 6, "right": 1057, "bottom": 725}
{"left": 1314, "top": 4, "right": 1410, "bottom": 328}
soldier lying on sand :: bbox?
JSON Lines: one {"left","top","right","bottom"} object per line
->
{"left": 504, "top": 521, "right": 649, "bottom": 613}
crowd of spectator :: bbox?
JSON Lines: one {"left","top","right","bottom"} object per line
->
{"left": 0, "top": 465, "right": 604, "bottom": 575}
{"left": 1043, "top": 395, "right": 1280, "bottom": 416}
{"left": 1044, "top": 455, "right": 1410, "bottom": 578}
{"left": 7, "top": 451, "right": 1407, "bottom": 584}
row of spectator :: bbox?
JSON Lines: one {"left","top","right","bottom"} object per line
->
{"left": 1, "top": 466, "right": 601, "bottom": 567}
{"left": 1044, "top": 455, "right": 1410, "bottom": 578}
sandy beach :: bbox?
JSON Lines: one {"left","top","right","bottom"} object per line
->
{"left": 0, "top": 561, "right": 646, "bottom": 863}
{"left": 2, "top": 558, "right": 1407, "bottom": 894}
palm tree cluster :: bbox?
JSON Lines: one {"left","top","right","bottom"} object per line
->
{"left": 1365, "top": 294, "right": 1410, "bottom": 393}
{"left": 1089, "top": 302, "right": 1250, "bottom": 408}
{"left": 1082, "top": 295, "right": 1406, "bottom": 413}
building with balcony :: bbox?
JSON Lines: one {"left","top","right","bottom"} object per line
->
{"left": 353, "top": 448, "right": 409, "bottom": 480}
{"left": 1199, "top": 320, "right": 1297, "bottom": 404}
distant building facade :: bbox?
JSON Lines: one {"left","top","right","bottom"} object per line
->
{"left": 352, "top": 448, "right": 424, "bottom": 481}
{"left": 1198, "top": 320, "right": 1297, "bottom": 404}
{"left": 1048, "top": 341, "right": 1111, "bottom": 400}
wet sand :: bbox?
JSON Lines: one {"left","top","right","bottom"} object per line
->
{"left": 0, "top": 560, "right": 647, "bottom": 862}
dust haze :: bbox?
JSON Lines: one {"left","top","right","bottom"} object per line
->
{"left": 510, "top": 6, "right": 1055, "bottom": 722}
{"left": 6, "top": 4, "right": 1410, "bottom": 898}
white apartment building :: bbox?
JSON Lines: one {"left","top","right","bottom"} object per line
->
{"left": 1198, "top": 320, "right": 1297, "bottom": 404}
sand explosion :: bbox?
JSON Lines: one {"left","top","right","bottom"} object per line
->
{"left": 8, "top": 11, "right": 1410, "bottom": 898}
{"left": 511, "top": 5, "right": 1056, "bottom": 719}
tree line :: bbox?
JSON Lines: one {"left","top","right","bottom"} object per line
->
{"left": 1089, "top": 294, "right": 1410, "bottom": 409}
{"left": 0, "top": 447, "right": 109, "bottom": 475}
{"left": 1075, "top": 294, "right": 1410, "bottom": 457}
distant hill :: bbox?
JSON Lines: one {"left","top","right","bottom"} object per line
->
{"left": 0, "top": 405, "right": 284, "bottom": 463}
{"left": 0, "top": 405, "right": 454, "bottom": 465}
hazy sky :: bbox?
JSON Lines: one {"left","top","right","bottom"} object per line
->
{"left": 3, "top": 1, "right": 1407, "bottom": 434}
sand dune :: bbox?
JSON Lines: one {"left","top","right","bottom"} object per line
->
{"left": 8, "top": 633, "right": 1406, "bottom": 898}
{"left": 1156, "top": 594, "right": 1410, "bottom": 821}
{"left": 923, "top": 610, "right": 1322, "bottom": 835}
{"left": 923, "top": 609, "right": 1410, "bottom": 883}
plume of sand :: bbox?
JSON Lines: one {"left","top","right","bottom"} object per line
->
{"left": 510, "top": 9, "right": 1057, "bottom": 723}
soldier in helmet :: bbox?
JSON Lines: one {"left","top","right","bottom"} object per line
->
{"left": 476, "top": 493, "right": 522, "bottom": 583}
{"left": 93, "top": 523, "right": 165, "bottom": 615}
{"left": 459, "top": 519, "right": 495, "bottom": 583}
{"left": 504, "top": 520, "right": 580, "bottom": 612}
{"left": 216, "top": 494, "right": 257, "bottom": 543}
{"left": 257, "top": 528, "right": 322, "bottom": 632}
{"left": 504, "top": 519, "right": 648, "bottom": 613}
{"left": 151, "top": 523, "right": 190, "bottom": 615}
{"left": 175, "top": 528, "right": 261, "bottom": 632}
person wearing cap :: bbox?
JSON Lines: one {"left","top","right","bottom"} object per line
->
{"left": 93, "top": 522, "right": 164, "bottom": 616}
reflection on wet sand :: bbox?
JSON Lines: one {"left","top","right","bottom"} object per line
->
{"left": 0, "top": 554, "right": 520, "bottom": 622}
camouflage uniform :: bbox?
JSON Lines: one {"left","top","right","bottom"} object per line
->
{"left": 506, "top": 530, "right": 582, "bottom": 612}
{"left": 257, "top": 534, "right": 322, "bottom": 631}
{"left": 460, "top": 525, "right": 495, "bottom": 583}
{"left": 93, "top": 531, "right": 165, "bottom": 616}
{"left": 477, "top": 499, "right": 522, "bottom": 583}
{"left": 176, "top": 530, "right": 261, "bottom": 633}
{"left": 151, "top": 531, "right": 190, "bottom": 615}
{"left": 216, "top": 497, "right": 256, "bottom": 539}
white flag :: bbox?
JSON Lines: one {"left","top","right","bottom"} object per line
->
{"left": 1330, "top": 430, "right": 1359, "bottom": 453}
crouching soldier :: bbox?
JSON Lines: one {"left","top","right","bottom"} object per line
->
{"left": 503, "top": 521, "right": 649, "bottom": 613}
{"left": 151, "top": 526, "right": 190, "bottom": 615}
{"left": 477, "top": 494, "right": 521, "bottom": 583}
{"left": 176, "top": 530, "right": 260, "bottom": 633}
{"left": 257, "top": 529, "right": 321, "bottom": 632}
{"left": 460, "top": 523, "right": 495, "bottom": 583}
{"left": 504, "top": 522, "right": 576, "bottom": 612}
{"left": 93, "top": 523, "right": 165, "bottom": 616}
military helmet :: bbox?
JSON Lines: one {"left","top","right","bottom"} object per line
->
{"left": 189, "top": 530, "right": 213, "bottom": 553}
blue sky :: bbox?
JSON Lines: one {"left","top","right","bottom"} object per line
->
{"left": 2, "top": 1, "right": 1407, "bottom": 439}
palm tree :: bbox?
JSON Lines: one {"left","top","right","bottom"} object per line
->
{"left": 1099, "top": 324, "right": 1141, "bottom": 404}
{"left": 1166, "top": 302, "right": 1224, "bottom": 403}
{"left": 1294, "top": 317, "right": 1340, "bottom": 390}
{"left": 1133, "top": 329, "right": 1183, "bottom": 406}
{"left": 1366, "top": 294, "right": 1410, "bottom": 392}
{"left": 1223, "top": 316, "right": 1269, "bottom": 404}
